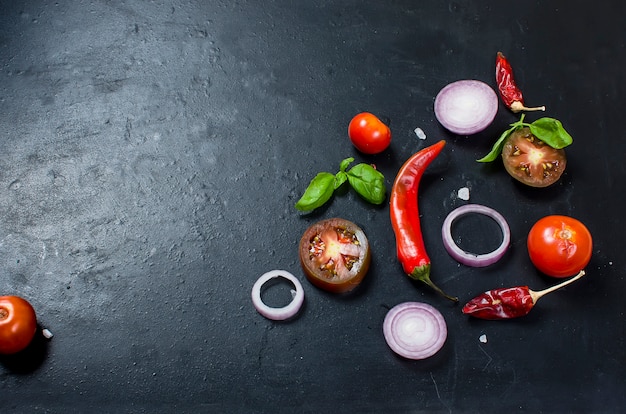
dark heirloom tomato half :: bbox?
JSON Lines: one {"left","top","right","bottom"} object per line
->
{"left": 299, "top": 218, "right": 371, "bottom": 293}
{"left": 502, "top": 127, "right": 567, "bottom": 187}
{"left": 0, "top": 295, "right": 38, "bottom": 355}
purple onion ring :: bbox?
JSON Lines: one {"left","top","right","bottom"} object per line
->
{"left": 442, "top": 204, "right": 511, "bottom": 267}
{"left": 251, "top": 270, "right": 305, "bottom": 320}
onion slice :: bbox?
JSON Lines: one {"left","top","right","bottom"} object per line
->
{"left": 441, "top": 204, "right": 511, "bottom": 267}
{"left": 251, "top": 270, "right": 305, "bottom": 321}
{"left": 434, "top": 80, "right": 498, "bottom": 135}
{"left": 383, "top": 302, "right": 447, "bottom": 360}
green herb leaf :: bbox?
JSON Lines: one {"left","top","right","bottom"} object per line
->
{"left": 334, "top": 171, "right": 348, "bottom": 189}
{"left": 346, "top": 164, "right": 386, "bottom": 204}
{"left": 295, "top": 158, "right": 387, "bottom": 211}
{"left": 529, "top": 118, "right": 573, "bottom": 149}
{"left": 339, "top": 157, "right": 354, "bottom": 172}
{"left": 477, "top": 115, "right": 526, "bottom": 162}
{"left": 294, "top": 172, "right": 335, "bottom": 211}
{"left": 477, "top": 125, "right": 519, "bottom": 162}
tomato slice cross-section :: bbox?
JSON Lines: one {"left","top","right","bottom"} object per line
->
{"left": 299, "top": 218, "right": 371, "bottom": 293}
{"left": 502, "top": 127, "right": 567, "bottom": 187}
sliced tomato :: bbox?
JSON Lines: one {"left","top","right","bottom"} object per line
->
{"left": 298, "top": 218, "right": 371, "bottom": 293}
{"left": 502, "top": 127, "right": 567, "bottom": 187}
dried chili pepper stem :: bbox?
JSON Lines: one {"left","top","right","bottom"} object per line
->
{"left": 496, "top": 51, "right": 546, "bottom": 113}
{"left": 528, "top": 270, "right": 586, "bottom": 303}
{"left": 509, "top": 101, "right": 545, "bottom": 113}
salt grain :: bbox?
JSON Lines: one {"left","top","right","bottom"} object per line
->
{"left": 42, "top": 328, "right": 54, "bottom": 339}
{"left": 414, "top": 127, "right": 426, "bottom": 140}
{"left": 479, "top": 334, "right": 487, "bottom": 343}
{"left": 457, "top": 187, "right": 470, "bottom": 200}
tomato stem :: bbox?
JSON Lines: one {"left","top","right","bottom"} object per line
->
{"left": 0, "top": 307, "right": 7, "bottom": 320}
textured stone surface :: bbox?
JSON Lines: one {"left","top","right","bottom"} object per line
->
{"left": 0, "top": 1, "right": 624, "bottom": 412}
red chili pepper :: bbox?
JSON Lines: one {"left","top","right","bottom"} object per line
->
{"left": 390, "top": 140, "right": 458, "bottom": 302}
{"left": 496, "top": 52, "right": 545, "bottom": 113}
{"left": 462, "top": 286, "right": 534, "bottom": 319}
{"left": 462, "top": 270, "right": 586, "bottom": 319}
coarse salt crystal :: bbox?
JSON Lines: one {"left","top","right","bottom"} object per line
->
{"left": 42, "top": 328, "right": 54, "bottom": 339}
{"left": 457, "top": 187, "right": 470, "bottom": 200}
{"left": 479, "top": 334, "right": 487, "bottom": 343}
{"left": 414, "top": 127, "right": 426, "bottom": 140}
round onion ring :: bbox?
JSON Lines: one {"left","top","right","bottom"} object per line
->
{"left": 383, "top": 302, "right": 447, "bottom": 360}
{"left": 441, "top": 204, "right": 511, "bottom": 267}
{"left": 251, "top": 270, "right": 305, "bottom": 321}
{"left": 434, "top": 80, "right": 498, "bottom": 135}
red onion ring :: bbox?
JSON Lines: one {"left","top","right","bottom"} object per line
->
{"left": 441, "top": 204, "right": 511, "bottom": 267}
{"left": 434, "top": 80, "right": 498, "bottom": 135}
{"left": 251, "top": 270, "right": 305, "bottom": 321}
{"left": 383, "top": 302, "right": 447, "bottom": 360}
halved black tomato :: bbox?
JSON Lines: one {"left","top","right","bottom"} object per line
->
{"left": 298, "top": 218, "right": 371, "bottom": 293}
{"left": 502, "top": 127, "right": 567, "bottom": 188}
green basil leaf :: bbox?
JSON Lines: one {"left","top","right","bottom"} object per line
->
{"left": 477, "top": 116, "right": 527, "bottom": 163}
{"left": 339, "top": 157, "right": 354, "bottom": 172}
{"left": 346, "top": 164, "right": 386, "bottom": 204}
{"left": 295, "top": 172, "right": 335, "bottom": 211}
{"left": 334, "top": 171, "right": 348, "bottom": 189}
{"left": 476, "top": 124, "right": 518, "bottom": 162}
{"left": 529, "top": 117, "right": 573, "bottom": 149}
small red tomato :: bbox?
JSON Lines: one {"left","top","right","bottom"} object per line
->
{"left": 299, "top": 218, "right": 371, "bottom": 293}
{"left": 0, "top": 295, "right": 38, "bottom": 354}
{"left": 348, "top": 112, "right": 391, "bottom": 154}
{"left": 527, "top": 215, "right": 592, "bottom": 278}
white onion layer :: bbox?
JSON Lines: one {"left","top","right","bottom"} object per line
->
{"left": 434, "top": 80, "right": 498, "bottom": 135}
{"left": 383, "top": 302, "right": 447, "bottom": 360}
{"left": 251, "top": 270, "right": 305, "bottom": 321}
{"left": 441, "top": 204, "right": 511, "bottom": 267}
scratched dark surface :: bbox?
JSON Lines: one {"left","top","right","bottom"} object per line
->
{"left": 1, "top": 1, "right": 624, "bottom": 413}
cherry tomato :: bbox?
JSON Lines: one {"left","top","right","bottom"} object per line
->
{"left": 502, "top": 127, "right": 567, "bottom": 187}
{"left": 299, "top": 218, "right": 371, "bottom": 293}
{"left": 527, "top": 215, "right": 592, "bottom": 278}
{"left": 348, "top": 112, "right": 391, "bottom": 154}
{"left": 0, "top": 296, "right": 38, "bottom": 355}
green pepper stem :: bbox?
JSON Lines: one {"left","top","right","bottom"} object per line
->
{"left": 409, "top": 265, "right": 459, "bottom": 303}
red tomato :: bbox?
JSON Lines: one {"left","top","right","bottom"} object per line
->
{"left": 527, "top": 215, "right": 592, "bottom": 278}
{"left": 502, "top": 127, "right": 567, "bottom": 187}
{"left": 0, "top": 295, "right": 38, "bottom": 354}
{"left": 348, "top": 112, "right": 391, "bottom": 154}
{"left": 299, "top": 218, "right": 371, "bottom": 293}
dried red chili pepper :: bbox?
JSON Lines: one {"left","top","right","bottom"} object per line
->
{"left": 462, "top": 270, "right": 586, "bottom": 319}
{"left": 390, "top": 140, "right": 458, "bottom": 302}
{"left": 496, "top": 52, "right": 545, "bottom": 113}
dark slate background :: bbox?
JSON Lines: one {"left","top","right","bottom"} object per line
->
{"left": 1, "top": 1, "right": 624, "bottom": 413}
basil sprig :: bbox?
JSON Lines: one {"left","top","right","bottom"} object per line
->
{"left": 295, "top": 158, "right": 386, "bottom": 212}
{"left": 477, "top": 114, "right": 573, "bottom": 162}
